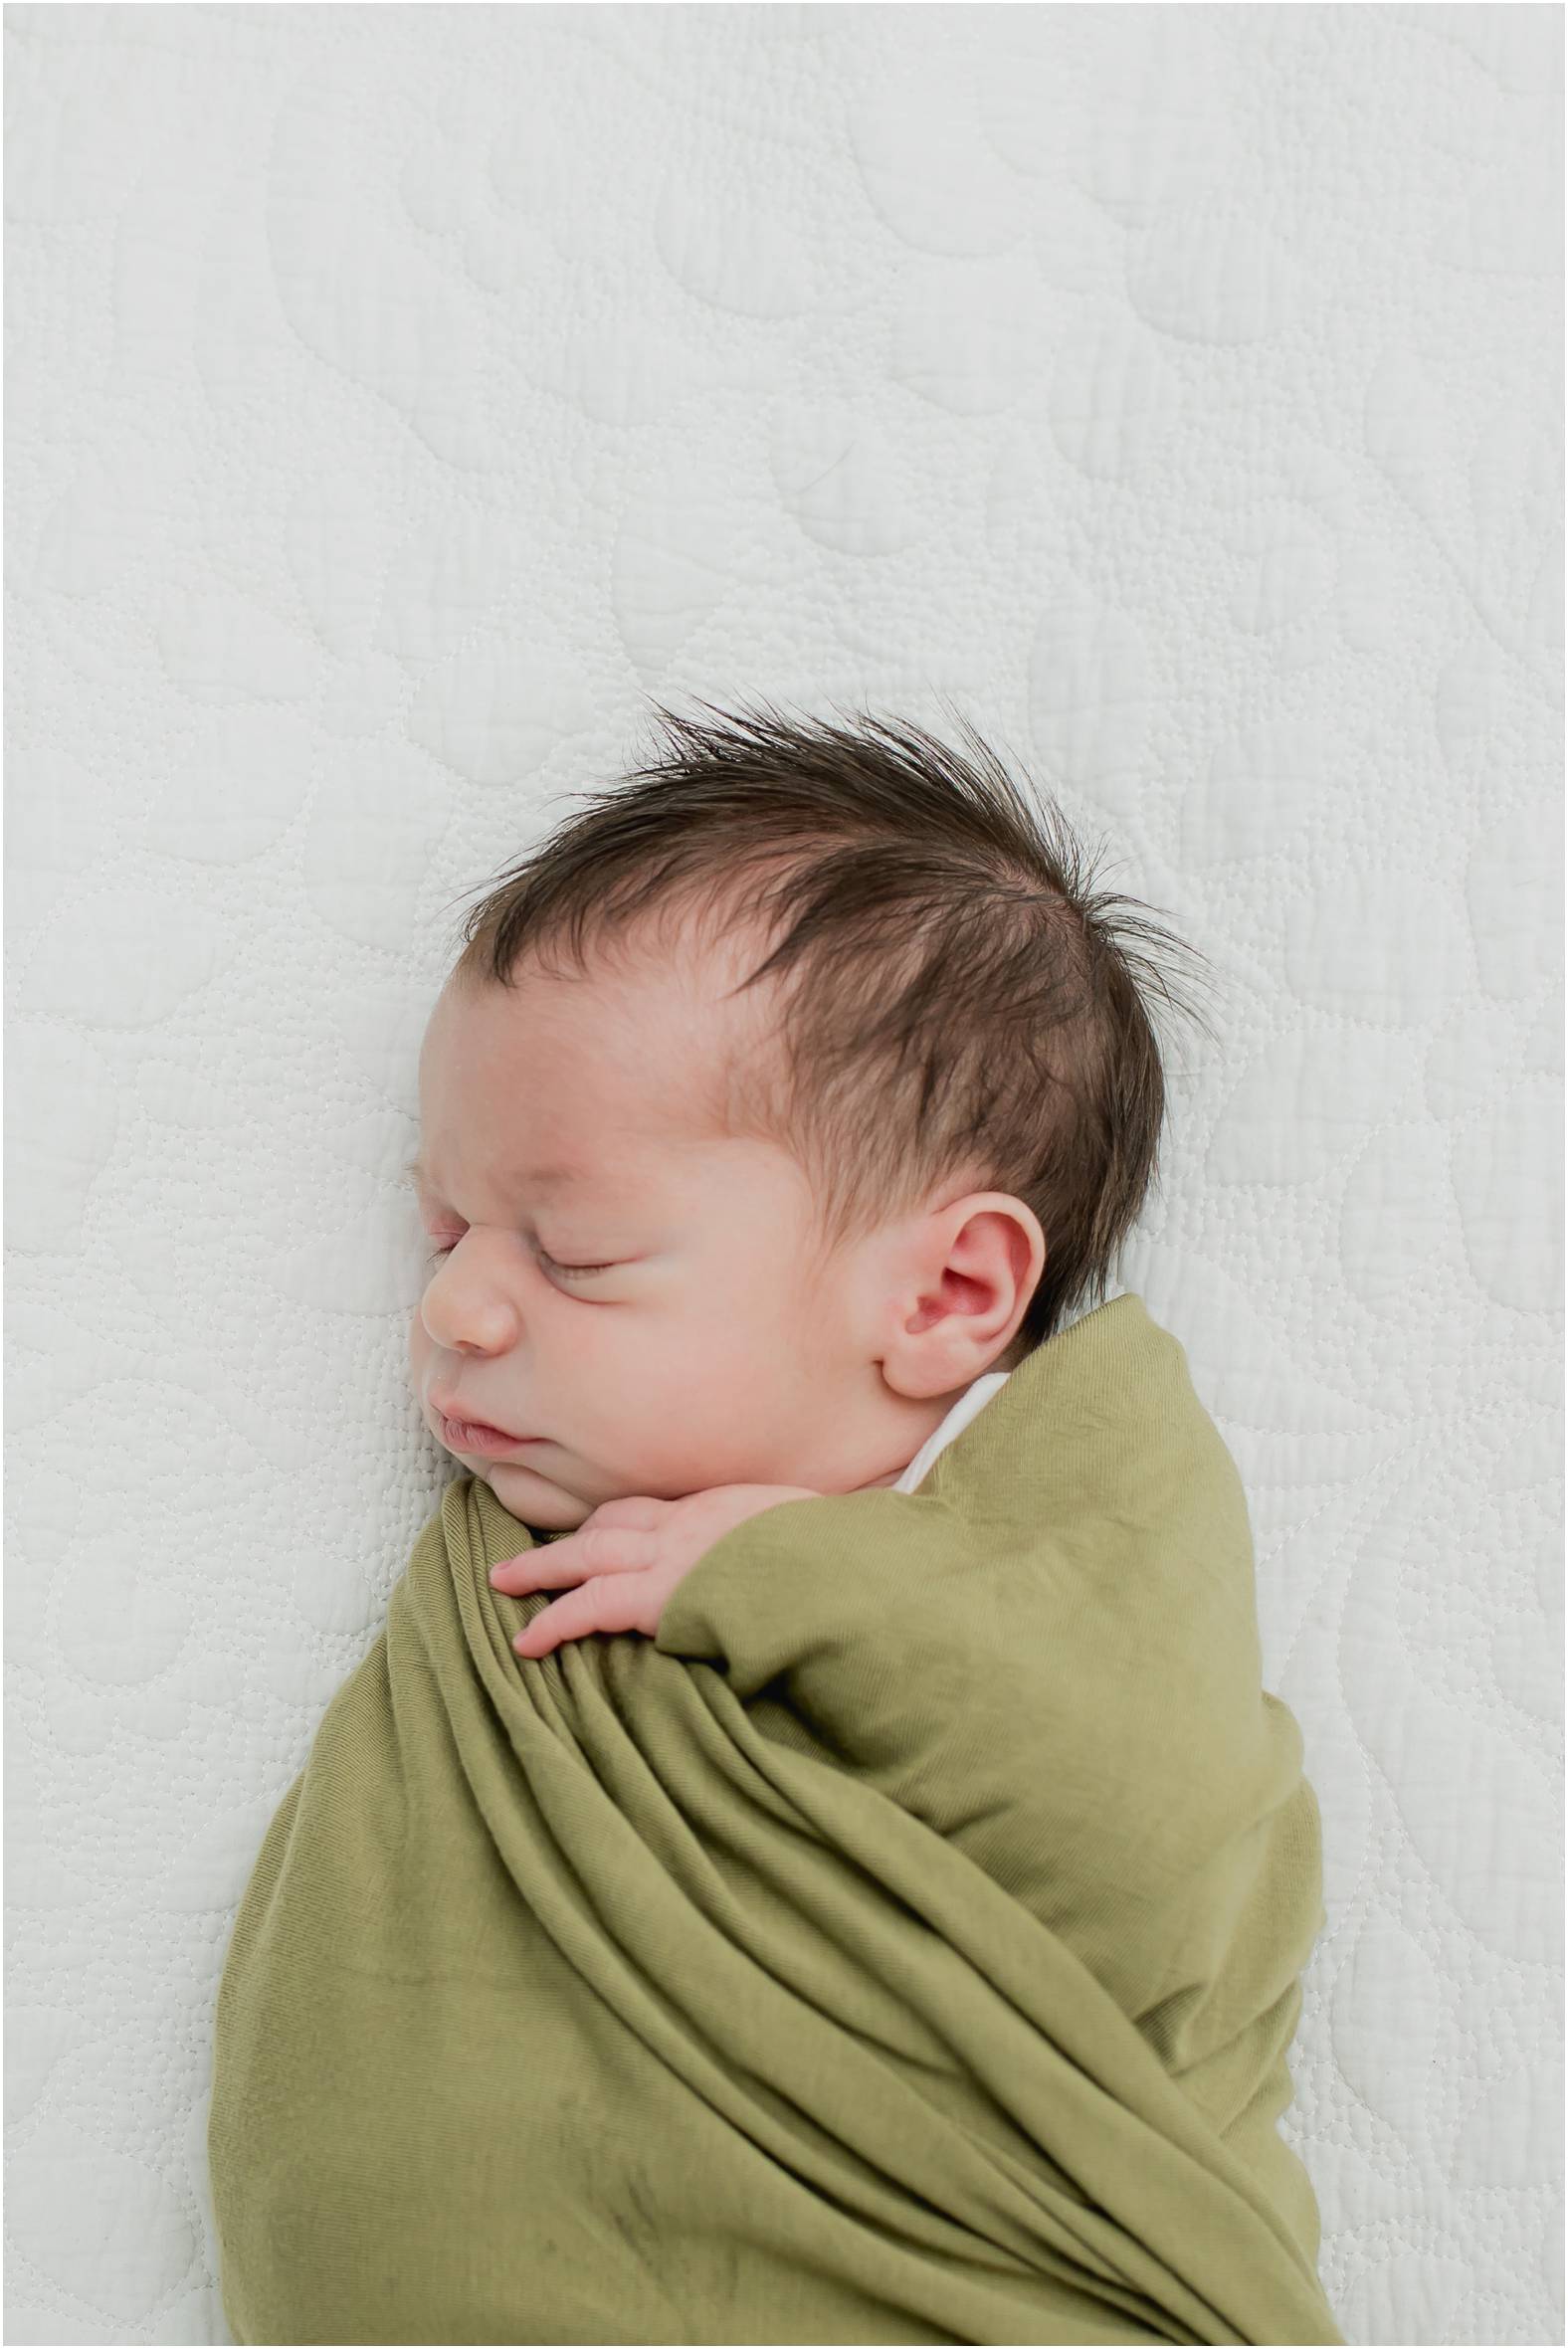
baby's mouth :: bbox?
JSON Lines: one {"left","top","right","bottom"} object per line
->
{"left": 433, "top": 1405, "right": 543, "bottom": 1458}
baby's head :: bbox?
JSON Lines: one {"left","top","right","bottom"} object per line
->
{"left": 407, "top": 697, "right": 1212, "bottom": 1531}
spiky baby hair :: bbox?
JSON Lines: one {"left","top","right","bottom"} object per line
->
{"left": 449, "top": 693, "right": 1218, "bottom": 1359}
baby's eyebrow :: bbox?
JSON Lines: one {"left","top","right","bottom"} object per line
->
{"left": 402, "top": 1152, "right": 587, "bottom": 1199}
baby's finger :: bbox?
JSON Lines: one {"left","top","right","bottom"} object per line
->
{"left": 490, "top": 1526, "right": 655, "bottom": 1592}
{"left": 512, "top": 1572, "right": 656, "bottom": 1658}
{"left": 488, "top": 1544, "right": 576, "bottom": 1593}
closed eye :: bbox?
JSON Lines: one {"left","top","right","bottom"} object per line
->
{"left": 539, "top": 1250, "right": 613, "bottom": 1282}
{"left": 424, "top": 1236, "right": 611, "bottom": 1283}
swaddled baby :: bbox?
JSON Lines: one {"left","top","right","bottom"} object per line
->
{"left": 211, "top": 696, "right": 1342, "bottom": 2348}
{"left": 407, "top": 695, "right": 1177, "bottom": 1661}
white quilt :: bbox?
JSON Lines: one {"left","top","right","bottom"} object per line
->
{"left": 6, "top": 6, "right": 1561, "bottom": 2344}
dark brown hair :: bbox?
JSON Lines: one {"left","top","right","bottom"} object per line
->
{"left": 447, "top": 693, "right": 1219, "bottom": 1362}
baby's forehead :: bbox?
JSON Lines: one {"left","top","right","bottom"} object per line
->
{"left": 420, "top": 962, "right": 753, "bottom": 1176}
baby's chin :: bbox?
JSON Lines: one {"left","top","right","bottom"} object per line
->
{"left": 464, "top": 1450, "right": 596, "bottom": 1533}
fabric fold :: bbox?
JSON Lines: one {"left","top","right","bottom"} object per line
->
{"left": 208, "top": 1293, "right": 1343, "bottom": 2346}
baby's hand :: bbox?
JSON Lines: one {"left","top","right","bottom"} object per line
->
{"left": 490, "top": 1483, "right": 821, "bottom": 1660}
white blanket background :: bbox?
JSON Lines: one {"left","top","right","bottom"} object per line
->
{"left": 5, "top": 6, "right": 1561, "bottom": 2342}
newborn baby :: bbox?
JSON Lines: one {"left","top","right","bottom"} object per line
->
{"left": 401, "top": 694, "right": 1210, "bottom": 1663}
{"left": 212, "top": 701, "right": 1342, "bottom": 2348}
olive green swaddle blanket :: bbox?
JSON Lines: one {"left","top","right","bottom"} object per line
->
{"left": 208, "top": 1293, "right": 1342, "bottom": 2347}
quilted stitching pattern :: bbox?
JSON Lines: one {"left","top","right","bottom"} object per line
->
{"left": 6, "top": 6, "right": 1561, "bottom": 2343}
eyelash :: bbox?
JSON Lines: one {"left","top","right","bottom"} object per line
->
{"left": 424, "top": 1237, "right": 611, "bottom": 1283}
